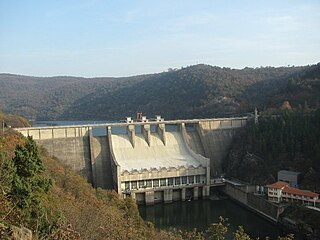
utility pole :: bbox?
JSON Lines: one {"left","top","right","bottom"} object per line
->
{"left": 254, "top": 107, "right": 259, "bottom": 124}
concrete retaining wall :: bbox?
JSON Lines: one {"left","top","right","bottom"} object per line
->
{"left": 223, "top": 183, "right": 281, "bottom": 222}
{"left": 247, "top": 194, "right": 280, "bottom": 221}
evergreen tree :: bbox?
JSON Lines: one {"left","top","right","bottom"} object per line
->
{"left": 8, "top": 136, "right": 52, "bottom": 224}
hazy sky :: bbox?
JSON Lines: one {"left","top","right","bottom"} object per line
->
{"left": 0, "top": 0, "right": 319, "bottom": 77}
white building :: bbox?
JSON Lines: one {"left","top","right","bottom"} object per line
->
{"left": 267, "top": 181, "right": 319, "bottom": 206}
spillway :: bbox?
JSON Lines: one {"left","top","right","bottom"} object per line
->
{"left": 111, "top": 132, "right": 203, "bottom": 172}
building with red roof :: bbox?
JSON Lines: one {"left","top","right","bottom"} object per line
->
{"left": 267, "top": 181, "right": 319, "bottom": 206}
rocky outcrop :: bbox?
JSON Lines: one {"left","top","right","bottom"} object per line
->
{"left": 11, "top": 226, "right": 32, "bottom": 240}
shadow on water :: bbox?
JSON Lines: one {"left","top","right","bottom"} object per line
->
{"left": 139, "top": 199, "right": 286, "bottom": 239}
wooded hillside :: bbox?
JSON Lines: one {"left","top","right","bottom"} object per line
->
{"left": 224, "top": 110, "right": 320, "bottom": 191}
{"left": 1, "top": 63, "right": 319, "bottom": 121}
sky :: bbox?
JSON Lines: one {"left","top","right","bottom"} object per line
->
{"left": 0, "top": 0, "right": 319, "bottom": 77}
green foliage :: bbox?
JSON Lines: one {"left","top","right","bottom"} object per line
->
{"left": 4, "top": 137, "right": 52, "bottom": 236}
{"left": 233, "top": 226, "right": 251, "bottom": 240}
{"left": 277, "top": 234, "right": 294, "bottom": 240}
{"left": 224, "top": 111, "right": 320, "bottom": 189}
{"left": 0, "top": 221, "right": 12, "bottom": 239}
{"left": 205, "top": 216, "right": 229, "bottom": 240}
{"left": 179, "top": 228, "right": 204, "bottom": 240}
{"left": 0, "top": 135, "right": 56, "bottom": 238}
{"left": 9, "top": 137, "right": 52, "bottom": 212}
{"left": 12, "top": 136, "right": 45, "bottom": 178}
{"left": 0, "top": 150, "right": 14, "bottom": 197}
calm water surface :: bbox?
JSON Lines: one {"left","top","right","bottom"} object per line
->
{"left": 139, "top": 199, "right": 286, "bottom": 239}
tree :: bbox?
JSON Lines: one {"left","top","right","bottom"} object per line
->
{"left": 233, "top": 226, "right": 251, "bottom": 240}
{"left": 206, "top": 216, "right": 229, "bottom": 240}
{"left": 9, "top": 136, "right": 52, "bottom": 223}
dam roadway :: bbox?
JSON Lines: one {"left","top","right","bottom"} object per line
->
{"left": 16, "top": 116, "right": 250, "bottom": 204}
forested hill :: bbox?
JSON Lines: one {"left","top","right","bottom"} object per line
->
{"left": 0, "top": 63, "right": 319, "bottom": 120}
{"left": 0, "top": 73, "right": 153, "bottom": 120}
{"left": 224, "top": 111, "right": 320, "bottom": 191}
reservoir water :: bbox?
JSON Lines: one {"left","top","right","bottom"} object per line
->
{"left": 32, "top": 120, "right": 286, "bottom": 239}
{"left": 139, "top": 199, "right": 285, "bottom": 239}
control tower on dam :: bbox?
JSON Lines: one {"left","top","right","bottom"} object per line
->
{"left": 16, "top": 115, "right": 250, "bottom": 204}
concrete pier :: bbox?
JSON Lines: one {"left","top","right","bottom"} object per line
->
{"left": 193, "top": 187, "right": 199, "bottom": 200}
{"left": 156, "top": 123, "right": 166, "bottom": 145}
{"left": 145, "top": 191, "right": 155, "bottom": 205}
{"left": 127, "top": 124, "right": 135, "bottom": 148}
{"left": 164, "top": 189, "right": 173, "bottom": 203}
{"left": 202, "top": 185, "right": 210, "bottom": 198}
{"left": 142, "top": 124, "right": 151, "bottom": 146}
{"left": 182, "top": 188, "right": 186, "bottom": 201}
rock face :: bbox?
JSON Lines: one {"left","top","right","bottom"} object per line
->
{"left": 11, "top": 226, "right": 32, "bottom": 240}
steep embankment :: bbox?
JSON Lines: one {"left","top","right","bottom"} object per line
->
{"left": 2, "top": 63, "right": 317, "bottom": 120}
{"left": 0, "top": 130, "right": 177, "bottom": 239}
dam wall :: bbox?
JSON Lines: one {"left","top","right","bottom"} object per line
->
{"left": 90, "top": 136, "right": 112, "bottom": 189}
{"left": 16, "top": 117, "right": 250, "bottom": 192}
{"left": 18, "top": 126, "right": 113, "bottom": 188}
{"left": 222, "top": 182, "right": 283, "bottom": 222}
{"left": 37, "top": 137, "right": 92, "bottom": 178}
{"left": 196, "top": 118, "right": 247, "bottom": 177}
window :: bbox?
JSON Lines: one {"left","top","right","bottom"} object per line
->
{"left": 146, "top": 180, "right": 152, "bottom": 188}
{"left": 138, "top": 180, "right": 145, "bottom": 188}
{"left": 196, "top": 175, "right": 200, "bottom": 183}
{"left": 168, "top": 178, "right": 174, "bottom": 186}
{"left": 131, "top": 181, "right": 137, "bottom": 189}
{"left": 182, "top": 176, "right": 187, "bottom": 184}
{"left": 153, "top": 179, "right": 159, "bottom": 187}
{"left": 125, "top": 182, "right": 130, "bottom": 190}
{"left": 201, "top": 175, "right": 206, "bottom": 184}
{"left": 160, "top": 178, "right": 166, "bottom": 187}
{"left": 175, "top": 177, "right": 180, "bottom": 185}
{"left": 188, "top": 176, "right": 194, "bottom": 184}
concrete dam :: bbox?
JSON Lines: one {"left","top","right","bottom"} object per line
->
{"left": 16, "top": 116, "right": 250, "bottom": 205}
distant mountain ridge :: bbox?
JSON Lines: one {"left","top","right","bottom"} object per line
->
{"left": 0, "top": 63, "right": 319, "bottom": 120}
